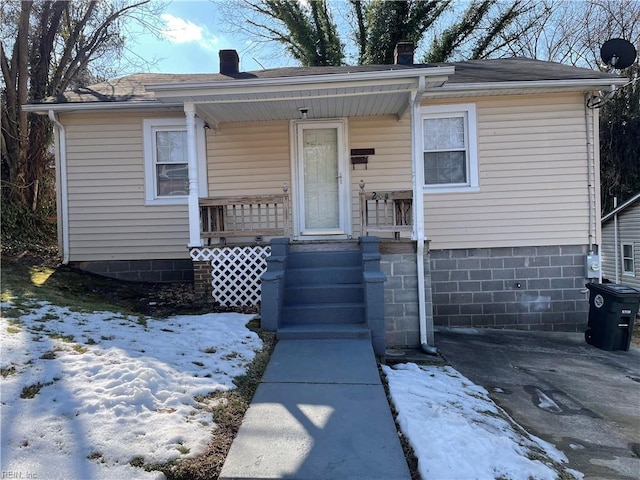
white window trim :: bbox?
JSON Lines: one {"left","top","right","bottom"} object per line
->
{"left": 621, "top": 243, "right": 636, "bottom": 276}
{"left": 143, "top": 117, "right": 207, "bottom": 206}
{"left": 421, "top": 103, "right": 479, "bottom": 193}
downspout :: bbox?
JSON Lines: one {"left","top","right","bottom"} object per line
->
{"left": 614, "top": 197, "right": 619, "bottom": 283}
{"left": 584, "top": 91, "right": 601, "bottom": 283}
{"left": 584, "top": 93, "right": 596, "bottom": 251}
{"left": 411, "top": 77, "right": 438, "bottom": 355}
{"left": 48, "top": 110, "right": 70, "bottom": 264}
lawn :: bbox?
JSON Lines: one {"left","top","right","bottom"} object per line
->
{"left": 1, "top": 257, "right": 273, "bottom": 479}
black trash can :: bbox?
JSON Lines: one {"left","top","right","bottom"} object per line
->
{"left": 585, "top": 283, "right": 640, "bottom": 351}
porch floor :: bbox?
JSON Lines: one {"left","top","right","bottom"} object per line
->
{"left": 218, "top": 339, "right": 410, "bottom": 480}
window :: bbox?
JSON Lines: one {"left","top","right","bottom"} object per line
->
{"left": 143, "top": 118, "right": 207, "bottom": 205}
{"left": 155, "top": 129, "right": 188, "bottom": 196}
{"left": 622, "top": 243, "right": 635, "bottom": 276}
{"left": 421, "top": 104, "right": 478, "bottom": 192}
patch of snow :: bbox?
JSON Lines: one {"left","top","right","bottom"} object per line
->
{"left": 535, "top": 388, "right": 563, "bottom": 413}
{"left": 383, "top": 363, "right": 581, "bottom": 480}
{"left": 1, "top": 301, "right": 261, "bottom": 479}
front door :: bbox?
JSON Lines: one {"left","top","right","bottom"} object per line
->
{"left": 294, "top": 121, "right": 349, "bottom": 237}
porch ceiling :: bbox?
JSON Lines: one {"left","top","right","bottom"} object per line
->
{"left": 146, "top": 70, "right": 452, "bottom": 125}
{"left": 193, "top": 89, "right": 415, "bottom": 124}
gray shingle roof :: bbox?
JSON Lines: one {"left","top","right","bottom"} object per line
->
{"left": 31, "top": 57, "right": 621, "bottom": 105}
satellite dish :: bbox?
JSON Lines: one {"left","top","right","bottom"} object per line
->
{"left": 600, "top": 38, "right": 637, "bottom": 69}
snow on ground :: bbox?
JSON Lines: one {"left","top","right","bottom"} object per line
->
{"left": 1, "top": 301, "right": 261, "bottom": 480}
{"left": 2, "top": 297, "right": 584, "bottom": 480}
{"left": 383, "top": 363, "right": 583, "bottom": 480}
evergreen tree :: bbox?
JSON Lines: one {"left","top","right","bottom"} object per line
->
{"left": 356, "top": 0, "right": 448, "bottom": 64}
{"left": 244, "top": 0, "right": 344, "bottom": 66}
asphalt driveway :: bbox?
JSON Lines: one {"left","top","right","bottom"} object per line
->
{"left": 435, "top": 328, "right": 640, "bottom": 480}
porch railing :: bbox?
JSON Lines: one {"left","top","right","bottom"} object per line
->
{"left": 359, "top": 183, "right": 413, "bottom": 239}
{"left": 200, "top": 192, "right": 290, "bottom": 242}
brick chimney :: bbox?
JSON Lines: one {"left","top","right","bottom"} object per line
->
{"left": 394, "top": 42, "right": 415, "bottom": 65}
{"left": 219, "top": 49, "right": 239, "bottom": 75}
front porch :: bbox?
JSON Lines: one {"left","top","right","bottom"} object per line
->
{"left": 147, "top": 53, "right": 441, "bottom": 350}
{"left": 197, "top": 186, "right": 413, "bottom": 246}
{"left": 189, "top": 189, "right": 429, "bottom": 350}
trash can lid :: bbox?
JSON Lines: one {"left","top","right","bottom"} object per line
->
{"left": 586, "top": 283, "right": 640, "bottom": 296}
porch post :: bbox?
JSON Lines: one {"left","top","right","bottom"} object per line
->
{"left": 185, "top": 103, "right": 202, "bottom": 247}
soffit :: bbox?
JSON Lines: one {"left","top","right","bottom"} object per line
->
{"left": 148, "top": 73, "right": 451, "bottom": 124}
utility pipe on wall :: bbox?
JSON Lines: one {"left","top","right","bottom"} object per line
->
{"left": 614, "top": 197, "right": 619, "bottom": 283}
{"left": 48, "top": 110, "right": 70, "bottom": 264}
{"left": 411, "top": 78, "right": 437, "bottom": 354}
{"left": 584, "top": 93, "right": 597, "bottom": 252}
{"left": 584, "top": 91, "right": 605, "bottom": 284}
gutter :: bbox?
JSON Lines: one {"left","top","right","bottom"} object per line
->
{"left": 411, "top": 77, "right": 438, "bottom": 355}
{"left": 48, "top": 110, "right": 70, "bottom": 264}
{"left": 422, "top": 77, "right": 628, "bottom": 97}
{"left": 23, "top": 101, "right": 183, "bottom": 114}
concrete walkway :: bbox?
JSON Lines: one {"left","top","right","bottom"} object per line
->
{"left": 219, "top": 339, "right": 411, "bottom": 480}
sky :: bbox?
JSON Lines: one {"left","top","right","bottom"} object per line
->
{"left": 125, "top": 0, "right": 288, "bottom": 75}
{"left": 1, "top": 298, "right": 582, "bottom": 479}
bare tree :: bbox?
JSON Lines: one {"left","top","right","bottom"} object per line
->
{"left": 1, "top": 0, "right": 165, "bottom": 211}
{"left": 499, "top": 0, "right": 640, "bottom": 211}
{"left": 501, "top": 0, "right": 640, "bottom": 69}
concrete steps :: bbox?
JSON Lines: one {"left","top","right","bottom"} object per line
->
{"left": 285, "top": 266, "right": 362, "bottom": 285}
{"left": 277, "top": 324, "right": 371, "bottom": 341}
{"left": 284, "top": 283, "right": 364, "bottom": 304}
{"left": 278, "top": 250, "right": 367, "bottom": 337}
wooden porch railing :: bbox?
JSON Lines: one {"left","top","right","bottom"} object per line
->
{"left": 359, "top": 183, "right": 412, "bottom": 239}
{"left": 200, "top": 192, "right": 290, "bottom": 242}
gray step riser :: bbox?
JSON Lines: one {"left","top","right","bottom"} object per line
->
{"left": 287, "top": 251, "right": 362, "bottom": 269}
{"left": 286, "top": 267, "right": 362, "bottom": 285}
{"left": 277, "top": 329, "right": 371, "bottom": 341}
{"left": 284, "top": 285, "right": 364, "bottom": 305}
{"left": 282, "top": 305, "right": 365, "bottom": 325}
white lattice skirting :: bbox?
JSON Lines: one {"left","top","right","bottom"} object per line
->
{"left": 191, "top": 246, "right": 271, "bottom": 307}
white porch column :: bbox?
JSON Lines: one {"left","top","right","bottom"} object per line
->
{"left": 185, "top": 103, "right": 202, "bottom": 247}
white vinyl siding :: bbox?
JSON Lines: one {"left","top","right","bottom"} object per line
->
{"left": 348, "top": 116, "right": 412, "bottom": 235}
{"left": 62, "top": 112, "right": 191, "bottom": 261}
{"left": 205, "top": 121, "right": 291, "bottom": 196}
{"left": 422, "top": 94, "right": 596, "bottom": 249}
{"left": 60, "top": 92, "right": 599, "bottom": 261}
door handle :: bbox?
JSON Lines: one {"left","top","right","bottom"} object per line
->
{"left": 336, "top": 173, "right": 342, "bottom": 184}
